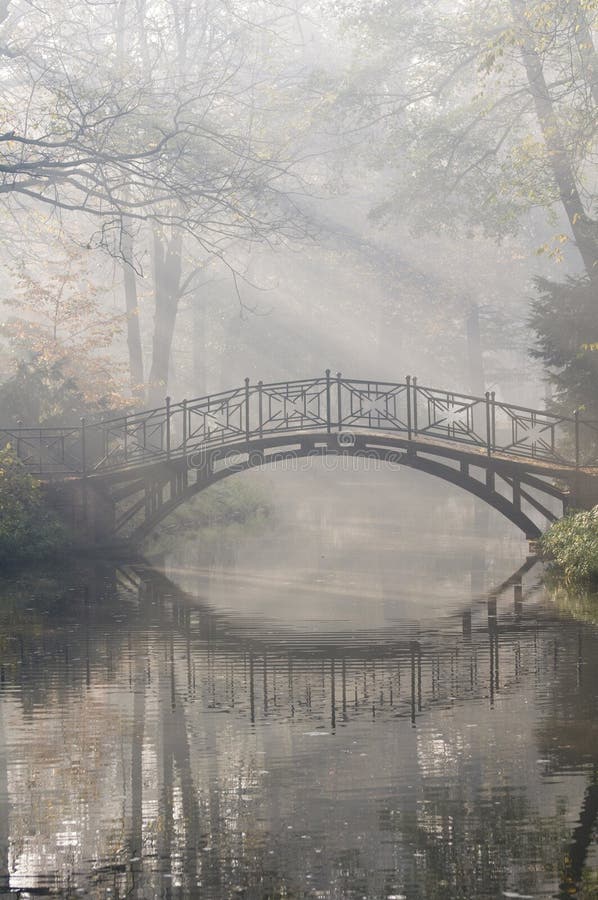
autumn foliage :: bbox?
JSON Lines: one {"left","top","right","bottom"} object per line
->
{"left": 0, "top": 247, "right": 129, "bottom": 425}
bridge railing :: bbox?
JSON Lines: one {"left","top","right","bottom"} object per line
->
{"left": 0, "top": 425, "right": 84, "bottom": 475}
{"left": 2, "top": 372, "right": 598, "bottom": 476}
{"left": 332, "top": 376, "right": 577, "bottom": 466}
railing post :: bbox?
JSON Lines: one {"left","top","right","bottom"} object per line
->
{"left": 575, "top": 408, "right": 580, "bottom": 469}
{"left": 412, "top": 377, "right": 418, "bottom": 434}
{"left": 182, "top": 399, "right": 188, "bottom": 456}
{"left": 123, "top": 416, "right": 129, "bottom": 462}
{"left": 81, "top": 417, "right": 87, "bottom": 476}
{"left": 97, "top": 415, "right": 105, "bottom": 466}
{"left": 325, "top": 369, "right": 331, "bottom": 434}
{"left": 245, "top": 377, "right": 250, "bottom": 441}
{"left": 16, "top": 420, "right": 22, "bottom": 460}
{"left": 123, "top": 415, "right": 128, "bottom": 463}
{"left": 258, "top": 381, "right": 263, "bottom": 437}
{"left": 165, "top": 396, "right": 171, "bottom": 460}
{"left": 405, "top": 376, "right": 412, "bottom": 440}
{"left": 491, "top": 391, "right": 496, "bottom": 448}
{"left": 485, "top": 392, "right": 492, "bottom": 456}
{"left": 337, "top": 372, "right": 342, "bottom": 432}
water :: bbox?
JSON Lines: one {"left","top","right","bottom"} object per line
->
{"left": 1, "top": 467, "right": 597, "bottom": 898}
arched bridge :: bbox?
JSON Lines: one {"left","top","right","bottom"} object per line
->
{"left": 4, "top": 372, "right": 598, "bottom": 544}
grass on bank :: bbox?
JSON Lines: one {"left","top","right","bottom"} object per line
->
{"left": 543, "top": 574, "right": 598, "bottom": 627}
{"left": 161, "top": 477, "right": 272, "bottom": 531}
{"left": 144, "top": 475, "right": 273, "bottom": 554}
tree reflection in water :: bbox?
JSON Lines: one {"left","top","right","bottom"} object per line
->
{"left": 0, "top": 560, "right": 596, "bottom": 898}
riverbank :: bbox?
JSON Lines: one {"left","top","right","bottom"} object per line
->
{"left": 0, "top": 446, "right": 71, "bottom": 567}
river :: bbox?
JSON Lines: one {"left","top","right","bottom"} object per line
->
{"left": 0, "top": 463, "right": 597, "bottom": 898}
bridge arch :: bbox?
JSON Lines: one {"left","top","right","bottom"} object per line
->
{"left": 116, "top": 431, "right": 566, "bottom": 543}
{"left": 36, "top": 370, "right": 594, "bottom": 546}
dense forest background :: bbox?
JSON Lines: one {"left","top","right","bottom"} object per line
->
{"left": 0, "top": 0, "right": 596, "bottom": 423}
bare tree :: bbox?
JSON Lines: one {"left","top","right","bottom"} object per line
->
{"left": 108, "top": 0, "right": 315, "bottom": 402}
{"left": 0, "top": 0, "right": 315, "bottom": 402}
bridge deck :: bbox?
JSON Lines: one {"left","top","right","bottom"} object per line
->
{"left": 80, "top": 427, "right": 598, "bottom": 485}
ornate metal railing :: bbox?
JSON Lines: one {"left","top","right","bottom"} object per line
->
{"left": 1, "top": 372, "right": 597, "bottom": 477}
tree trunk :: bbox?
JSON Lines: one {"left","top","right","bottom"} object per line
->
{"left": 466, "top": 301, "right": 489, "bottom": 555}
{"left": 121, "top": 228, "right": 145, "bottom": 397}
{"left": 466, "top": 302, "right": 485, "bottom": 395}
{"left": 148, "top": 227, "right": 183, "bottom": 406}
{"left": 511, "top": 0, "right": 598, "bottom": 280}
{"left": 115, "top": 4, "right": 145, "bottom": 400}
{"left": 193, "top": 294, "right": 207, "bottom": 395}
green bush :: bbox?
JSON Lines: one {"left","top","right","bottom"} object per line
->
{"left": 540, "top": 507, "right": 598, "bottom": 582}
{"left": 0, "top": 445, "right": 68, "bottom": 564}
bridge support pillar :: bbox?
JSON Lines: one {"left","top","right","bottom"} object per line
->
{"left": 512, "top": 478, "right": 521, "bottom": 512}
{"left": 514, "top": 583, "right": 523, "bottom": 617}
{"left": 568, "top": 472, "right": 598, "bottom": 511}
{"left": 45, "top": 480, "right": 117, "bottom": 547}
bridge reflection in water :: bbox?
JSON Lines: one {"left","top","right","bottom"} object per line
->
{"left": 0, "top": 558, "right": 597, "bottom": 898}
{"left": 4, "top": 373, "right": 598, "bottom": 541}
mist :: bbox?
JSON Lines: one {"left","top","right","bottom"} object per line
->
{"left": 0, "top": 1, "right": 597, "bottom": 897}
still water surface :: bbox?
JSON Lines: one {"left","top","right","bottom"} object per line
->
{"left": 1, "top": 470, "right": 597, "bottom": 898}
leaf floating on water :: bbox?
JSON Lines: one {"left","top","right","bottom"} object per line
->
{"left": 503, "top": 893, "right": 534, "bottom": 899}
